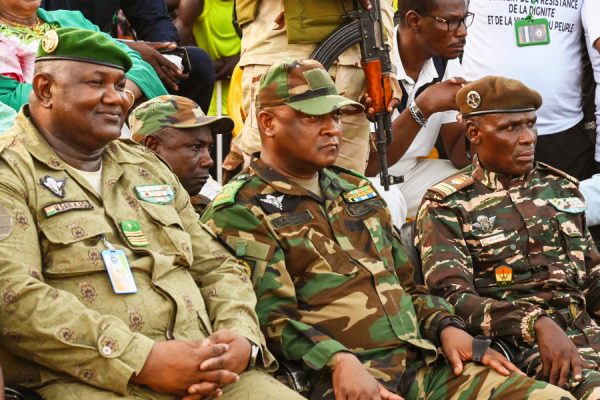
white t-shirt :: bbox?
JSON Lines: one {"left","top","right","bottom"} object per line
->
{"left": 388, "top": 26, "right": 462, "bottom": 177}
{"left": 582, "top": 0, "right": 600, "bottom": 160}
{"left": 462, "top": 0, "right": 584, "bottom": 135}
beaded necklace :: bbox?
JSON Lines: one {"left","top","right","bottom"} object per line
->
{"left": 0, "top": 14, "right": 45, "bottom": 36}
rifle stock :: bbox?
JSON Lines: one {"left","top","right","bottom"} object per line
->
{"left": 310, "top": 0, "right": 402, "bottom": 190}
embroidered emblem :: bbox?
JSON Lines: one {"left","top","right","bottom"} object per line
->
{"left": 495, "top": 266, "right": 513, "bottom": 286}
{"left": 42, "top": 30, "right": 59, "bottom": 53}
{"left": 134, "top": 184, "right": 175, "bottom": 205}
{"left": 473, "top": 215, "right": 496, "bottom": 234}
{"left": 44, "top": 201, "right": 93, "bottom": 217}
{"left": 480, "top": 233, "right": 506, "bottom": 247}
{"left": 466, "top": 90, "right": 481, "bottom": 109}
{"left": 14, "top": 210, "right": 29, "bottom": 229}
{"left": 548, "top": 197, "right": 586, "bottom": 214}
{"left": 120, "top": 220, "right": 149, "bottom": 247}
{"left": 69, "top": 224, "right": 86, "bottom": 240}
{"left": 342, "top": 185, "right": 377, "bottom": 203}
{"left": 260, "top": 194, "right": 285, "bottom": 210}
{"left": 40, "top": 176, "right": 66, "bottom": 198}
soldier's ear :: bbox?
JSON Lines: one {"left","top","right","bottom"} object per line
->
{"left": 32, "top": 72, "right": 54, "bottom": 109}
{"left": 257, "top": 109, "right": 275, "bottom": 138}
{"left": 465, "top": 120, "right": 481, "bottom": 145}
{"left": 142, "top": 135, "right": 161, "bottom": 152}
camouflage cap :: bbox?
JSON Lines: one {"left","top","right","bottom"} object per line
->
{"left": 36, "top": 27, "right": 132, "bottom": 72}
{"left": 129, "top": 95, "right": 234, "bottom": 141}
{"left": 457, "top": 76, "right": 543, "bottom": 118}
{"left": 255, "top": 59, "right": 364, "bottom": 116}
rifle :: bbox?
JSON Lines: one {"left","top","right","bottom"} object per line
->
{"left": 311, "top": 0, "right": 402, "bottom": 190}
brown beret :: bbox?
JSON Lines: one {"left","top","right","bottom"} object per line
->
{"left": 456, "top": 76, "right": 542, "bottom": 118}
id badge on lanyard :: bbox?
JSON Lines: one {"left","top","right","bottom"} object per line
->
{"left": 515, "top": 0, "right": 550, "bottom": 47}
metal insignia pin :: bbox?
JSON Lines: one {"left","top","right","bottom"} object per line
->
{"left": 40, "top": 175, "right": 66, "bottom": 198}
{"left": 473, "top": 215, "right": 496, "bottom": 233}
{"left": 466, "top": 90, "right": 481, "bottom": 109}
{"left": 42, "top": 30, "right": 59, "bottom": 53}
{"left": 260, "top": 194, "right": 285, "bottom": 210}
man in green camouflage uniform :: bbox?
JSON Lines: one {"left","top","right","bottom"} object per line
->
{"left": 0, "top": 28, "right": 304, "bottom": 400}
{"left": 202, "top": 59, "right": 574, "bottom": 400}
{"left": 129, "top": 95, "right": 233, "bottom": 215}
{"left": 416, "top": 76, "right": 600, "bottom": 399}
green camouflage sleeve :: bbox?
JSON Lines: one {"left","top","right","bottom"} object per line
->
{"left": 416, "top": 200, "right": 544, "bottom": 346}
{"left": 581, "top": 221, "right": 600, "bottom": 318}
{"left": 391, "top": 229, "right": 455, "bottom": 343}
{"left": 202, "top": 204, "right": 350, "bottom": 370}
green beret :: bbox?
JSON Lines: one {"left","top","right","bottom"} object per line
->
{"left": 129, "top": 95, "right": 234, "bottom": 141}
{"left": 256, "top": 59, "right": 363, "bottom": 116}
{"left": 456, "top": 76, "right": 542, "bottom": 118}
{"left": 36, "top": 27, "right": 132, "bottom": 72}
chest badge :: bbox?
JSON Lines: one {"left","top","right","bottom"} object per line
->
{"left": 40, "top": 175, "right": 66, "bottom": 198}
{"left": 342, "top": 185, "right": 377, "bottom": 203}
{"left": 260, "top": 194, "right": 285, "bottom": 210}
{"left": 495, "top": 265, "right": 513, "bottom": 286}
{"left": 120, "top": 220, "right": 149, "bottom": 247}
{"left": 134, "top": 184, "right": 175, "bottom": 205}
{"left": 473, "top": 215, "right": 496, "bottom": 234}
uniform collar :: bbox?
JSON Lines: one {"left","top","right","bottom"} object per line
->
{"left": 472, "top": 155, "right": 534, "bottom": 190}
{"left": 250, "top": 155, "right": 352, "bottom": 201}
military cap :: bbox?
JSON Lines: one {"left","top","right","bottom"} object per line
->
{"left": 256, "top": 59, "right": 364, "bottom": 116}
{"left": 129, "top": 95, "right": 234, "bottom": 141}
{"left": 36, "top": 27, "right": 132, "bottom": 72}
{"left": 457, "top": 76, "right": 542, "bottom": 118}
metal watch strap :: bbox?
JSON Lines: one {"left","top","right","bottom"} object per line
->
{"left": 248, "top": 341, "right": 260, "bottom": 369}
{"left": 408, "top": 101, "right": 428, "bottom": 128}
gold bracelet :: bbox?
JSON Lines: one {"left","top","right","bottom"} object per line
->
{"left": 123, "top": 88, "right": 135, "bottom": 109}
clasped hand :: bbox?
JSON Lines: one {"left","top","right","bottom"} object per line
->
{"left": 131, "top": 329, "right": 252, "bottom": 399}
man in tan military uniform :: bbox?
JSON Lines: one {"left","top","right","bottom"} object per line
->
{"left": 0, "top": 27, "right": 304, "bottom": 400}
{"left": 233, "top": 0, "right": 395, "bottom": 174}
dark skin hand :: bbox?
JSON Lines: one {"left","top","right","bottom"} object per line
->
{"left": 364, "top": 77, "right": 467, "bottom": 176}
{"left": 214, "top": 54, "right": 240, "bottom": 81}
{"left": 440, "top": 326, "right": 525, "bottom": 377}
{"left": 331, "top": 352, "right": 404, "bottom": 400}
{"left": 534, "top": 316, "right": 594, "bottom": 387}
{"left": 130, "top": 340, "right": 239, "bottom": 396}
{"left": 198, "top": 329, "right": 252, "bottom": 375}
{"left": 124, "top": 41, "right": 189, "bottom": 91}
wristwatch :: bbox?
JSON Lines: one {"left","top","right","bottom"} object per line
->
{"left": 436, "top": 316, "right": 467, "bottom": 344}
{"left": 247, "top": 340, "right": 261, "bottom": 369}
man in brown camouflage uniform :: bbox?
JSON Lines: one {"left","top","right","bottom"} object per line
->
{"left": 416, "top": 76, "right": 600, "bottom": 399}
{"left": 130, "top": 95, "right": 233, "bottom": 214}
{"left": 202, "top": 59, "right": 574, "bottom": 400}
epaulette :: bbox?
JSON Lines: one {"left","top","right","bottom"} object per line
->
{"left": 538, "top": 162, "right": 579, "bottom": 186}
{"left": 329, "top": 164, "right": 368, "bottom": 181}
{"left": 211, "top": 174, "right": 252, "bottom": 208}
{"left": 426, "top": 173, "right": 474, "bottom": 200}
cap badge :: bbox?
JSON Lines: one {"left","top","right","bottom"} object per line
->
{"left": 466, "top": 90, "right": 481, "bottom": 109}
{"left": 42, "top": 30, "right": 59, "bottom": 53}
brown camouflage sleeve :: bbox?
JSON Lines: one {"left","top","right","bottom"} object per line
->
{"left": 417, "top": 199, "right": 544, "bottom": 346}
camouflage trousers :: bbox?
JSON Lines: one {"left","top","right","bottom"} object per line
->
{"left": 309, "top": 361, "right": 573, "bottom": 400}
{"left": 234, "top": 63, "right": 370, "bottom": 174}
{"left": 37, "top": 369, "right": 306, "bottom": 400}
{"left": 519, "top": 314, "right": 600, "bottom": 400}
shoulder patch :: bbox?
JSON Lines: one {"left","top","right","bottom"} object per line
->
{"left": 211, "top": 174, "right": 251, "bottom": 208}
{"left": 538, "top": 162, "right": 579, "bottom": 185}
{"left": 426, "top": 173, "right": 474, "bottom": 200}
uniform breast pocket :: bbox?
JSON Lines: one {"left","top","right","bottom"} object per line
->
{"left": 39, "top": 213, "right": 112, "bottom": 276}
{"left": 225, "top": 236, "right": 274, "bottom": 288}
{"left": 469, "top": 231, "right": 520, "bottom": 263}
{"left": 139, "top": 202, "right": 193, "bottom": 267}
{"left": 556, "top": 213, "right": 587, "bottom": 279}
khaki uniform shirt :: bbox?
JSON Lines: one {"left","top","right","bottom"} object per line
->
{"left": 0, "top": 110, "right": 273, "bottom": 395}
